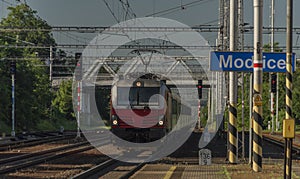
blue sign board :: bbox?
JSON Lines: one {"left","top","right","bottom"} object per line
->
{"left": 210, "top": 51, "right": 296, "bottom": 72}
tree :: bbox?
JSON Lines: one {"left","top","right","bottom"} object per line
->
{"left": 263, "top": 42, "right": 283, "bottom": 52}
{"left": 236, "top": 42, "right": 300, "bottom": 131}
{"left": 0, "top": 4, "right": 56, "bottom": 132}
{"left": 52, "top": 80, "right": 75, "bottom": 120}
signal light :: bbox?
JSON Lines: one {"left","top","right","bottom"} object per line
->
{"left": 198, "top": 80, "right": 203, "bottom": 99}
{"left": 271, "top": 74, "right": 276, "bottom": 93}
{"left": 134, "top": 81, "right": 144, "bottom": 87}
{"left": 75, "top": 53, "right": 82, "bottom": 81}
{"left": 10, "top": 61, "right": 16, "bottom": 75}
{"left": 75, "top": 52, "right": 82, "bottom": 60}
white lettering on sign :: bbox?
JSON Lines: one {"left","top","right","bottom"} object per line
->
{"left": 218, "top": 55, "right": 287, "bottom": 70}
{"left": 234, "top": 58, "right": 243, "bottom": 68}
{"left": 245, "top": 58, "right": 252, "bottom": 68}
{"left": 219, "top": 55, "right": 232, "bottom": 68}
{"left": 278, "top": 59, "right": 286, "bottom": 69}
{"left": 263, "top": 56, "right": 266, "bottom": 69}
{"left": 267, "top": 59, "right": 276, "bottom": 69}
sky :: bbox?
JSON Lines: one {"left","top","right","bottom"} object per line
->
{"left": 1, "top": 0, "right": 300, "bottom": 55}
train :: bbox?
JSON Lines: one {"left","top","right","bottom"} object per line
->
{"left": 110, "top": 74, "right": 193, "bottom": 142}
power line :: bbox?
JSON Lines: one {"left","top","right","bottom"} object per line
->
{"left": 102, "top": 0, "right": 120, "bottom": 23}
{"left": 0, "top": 34, "right": 35, "bottom": 45}
{"left": 2, "top": 43, "right": 300, "bottom": 50}
{"left": 2, "top": 25, "right": 300, "bottom": 33}
{"left": 145, "top": 0, "right": 212, "bottom": 17}
{"left": 0, "top": 0, "right": 15, "bottom": 6}
{"left": 59, "top": 32, "right": 89, "bottom": 44}
{"left": 119, "top": 0, "right": 137, "bottom": 20}
{"left": 158, "top": 0, "right": 212, "bottom": 17}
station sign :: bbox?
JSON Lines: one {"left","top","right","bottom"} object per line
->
{"left": 210, "top": 51, "right": 296, "bottom": 72}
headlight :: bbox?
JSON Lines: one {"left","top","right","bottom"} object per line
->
{"left": 158, "top": 120, "right": 164, "bottom": 126}
{"left": 112, "top": 120, "right": 118, "bottom": 125}
{"left": 111, "top": 115, "right": 117, "bottom": 120}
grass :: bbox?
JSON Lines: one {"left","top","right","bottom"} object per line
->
{"left": 0, "top": 120, "right": 11, "bottom": 136}
{"left": 222, "top": 166, "right": 231, "bottom": 179}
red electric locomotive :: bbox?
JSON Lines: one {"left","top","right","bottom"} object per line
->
{"left": 110, "top": 74, "right": 192, "bottom": 142}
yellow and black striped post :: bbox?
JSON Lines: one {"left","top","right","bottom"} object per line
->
{"left": 284, "top": 1, "right": 294, "bottom": 178}
{"left": 252, "top": 0, "right": 263, "bottom": 172}
{"left": 252, "top": 92, "right": 263, "bottom": 172}
{"left": 284, "top": 51, "right": 293, "bottom": 179}
{"left": 228, "top": 102, "right": 238, "bottom": 163}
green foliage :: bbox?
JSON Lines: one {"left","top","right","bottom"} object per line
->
{"left": 200, "top": 105, "right": 208, "bottom": 127}
{"left": 95, "top": 87, "right": 111, "bottom": 121}
{"left": 36, "top": 117, "right": 77, "bottom": 131}
{"left": 36, "top": 119, "right": 56, "bottom": 131}
{"left": 263, "top": 42, "right": 283, "bottom": 52}
{"left": 0, "top": 4, "right": 55, "bottom": 57}
{"left": 52, "top": 80, "right": 75, "bottom": 120}
{"left": 0, "top": 61, "right": 11, "bottom": 125}
{"left": 0, "top": 120, "right": 10, "bottom": 134}
{"left": 0, "top": 4, "right": 75, "bottom": 133}
{"left": 236, "top": 42, "right": 300, "bottom": 131}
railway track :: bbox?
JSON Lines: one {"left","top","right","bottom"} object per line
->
{"left": 3, "top": 131, "right": 299, "bottom": 178}
{"left": 263, "top": 134, "right": 300, "bottom": 159}
{"left": 0, "top": 136, "right": 110, "bottom": 175}
{"left": 119, "top": 163, "right": 147, "bottom": 179}
{"left": 0, "top": 133, "right": 75, "bottom": 151}
{"left": 0, "top": 142, "right": 92, "bottom": 174}
{"left": 71, "top": 159, "right": 117, "bottom": 179}
{"left": 72, "top": 158, "right": 147, "bottom": 179}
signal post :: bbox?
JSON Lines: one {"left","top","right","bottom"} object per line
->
{"left": 10, "top": 61, "right": 16, "bottom": 137}
{"left": 75, "top": 53, "right": 82, "bottom": 138}
{"left": 284, "top": 0, "right": 294, "bottom": 178}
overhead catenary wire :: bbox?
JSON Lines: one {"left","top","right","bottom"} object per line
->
{"left": 59, "top": 32, "right": 89, "bottom": 44}
{"left": 102, "top": 0, "right": 121, "bottom": 24}
{"left": 156, "top": 0, "right": 213, "bottom": 17}
{"left": 119, "top": 0, "right": 137, "bottom": 20}
{"left": 0, "top": 34, "right": 35, "bottom": 45}
{"left": 0, "top": 0, "right": 15, "bottom": 6}
{"left": 145, "top": 0, "right": 214, "bottom": 17}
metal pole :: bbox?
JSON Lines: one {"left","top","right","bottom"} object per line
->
{"left": 252, "top": 0, "right": 263, "bottom": 172}
{"left": 224, "top": 0, "right": 229, "bottom": 50}
{"left": 270, "top": 0, "right": 275, "bottom": 134}
{"left": 211, "top": 72, "right": 215, "bottom": 130}
{"left": 271, "top": 0, "right": 275, "bottom": 53}
{"left": 49, "top": 46, "right": 53, "bottom": 82}
{"left": 275, "top": 1, "right": 279, "bottom": 132}
{"left": 238, "top": 0, "right": 245, "bottom": 161}
{"left": 198, "top": 99, "right": 201, "bottom": 129}
{"left": 271, "top": 91, "right": 275, "bottom": 133}
{"left": 241, "top": 72, "right": 245, "bottom": 160}
{"left": 284, "top": 0, "right": 293, "bottom": 178}
{"left": 218, "top": 0, "right": 224, "bottom": 51}
{"left": 249, "top": 73, "right": 253, "bottom": 165}
{"left": 274, "top": 0, "right": 279, "bottom": 133}
{"left": 284, "top": 138, "right": 288, "bottom": 179}
{"left": 228, "top": 0, "right": 238, "bottom": 164}
{"left": 274, "top": 1, "right": 279, "bottom": 133}
{"left": 276, "top": 73, "right": 279, "bottom": 131}
{"left": 11, "top": 74, "right": 15, "bottom": 137}
{"left": 77, "top": 81, "right": 81, "bottom": 138}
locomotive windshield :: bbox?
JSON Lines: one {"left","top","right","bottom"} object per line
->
{"left": 117, "top": 87, "right": 160, "bottom": 106}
